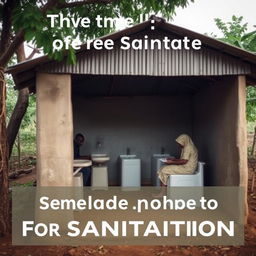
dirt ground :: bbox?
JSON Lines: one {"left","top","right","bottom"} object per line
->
{"left": 1, "top": 163, "right": 256, "bottom": 256}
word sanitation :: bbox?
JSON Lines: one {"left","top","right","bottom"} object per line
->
{"left": 23, "top": 220, "right": 234, "bottom": 238}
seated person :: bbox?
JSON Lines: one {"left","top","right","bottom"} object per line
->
{"left": 155, "top": 134, "right": 198, "bottom": 197}
{"left": 74, "top": 133, "right": 91, "bottom": 186}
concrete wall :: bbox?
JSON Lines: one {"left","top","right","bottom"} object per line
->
{"left": 193, "top": 76, "right": 247, "bottom": 186}
{"left": 72, "top": 95, "right": 193, "bottom": 185}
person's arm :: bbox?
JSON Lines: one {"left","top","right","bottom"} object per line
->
{"left": 165, "top": 159, "right": 188, "bottom": 165}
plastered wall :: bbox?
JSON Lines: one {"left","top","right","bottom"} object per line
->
{"left": 73, "top": 95, "right": 193, "bottom": 185}
{"left": 193, "top": 76, "right": 247, "bottom": 186}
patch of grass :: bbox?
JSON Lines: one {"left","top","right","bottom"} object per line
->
{"left": 11, "top": 181, "right": 34, "bottom": 187}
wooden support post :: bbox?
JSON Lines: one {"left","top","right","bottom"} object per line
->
{"left": 237, "top": 76, "right": 249, "bottom": 223}
{"left": 36, "top": 73, "right": 73, "bottom": 186}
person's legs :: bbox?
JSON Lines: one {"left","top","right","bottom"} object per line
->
{"left": 154, "top": 165, "right": 189, "bottom": 197}
{"left": 81, "top": 167, "right": 91, "bottom": 186}
{"left": 153, "top": 181, "right": 167, "bottom": 198}
{"left": 153, "top": 167, "right": 169, "bottom": 198}
{"left": 85, "top": 167, "right": 91, "bottom": 186}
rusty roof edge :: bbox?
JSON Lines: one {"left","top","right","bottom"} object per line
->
{"left": 6, "top": 16, "right": 256, "bottom": 75}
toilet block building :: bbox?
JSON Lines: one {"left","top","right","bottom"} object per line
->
{"left": 7, "top": 17, "right": 256, "bottom": 216}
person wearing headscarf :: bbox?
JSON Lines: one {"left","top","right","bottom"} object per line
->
{"left": 155, "top": 134, "right": 198, "bottom": 197}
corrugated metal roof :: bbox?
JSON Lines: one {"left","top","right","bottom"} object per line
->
{"left": 6, "top": 16, "right": 256, "bottom": 90}
{"left": 39, "top": 31, "right": 252, "bottom": 76}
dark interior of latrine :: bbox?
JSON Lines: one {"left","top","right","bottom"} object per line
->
{"left": 72, "top": 75, "right": 213, "bottom": 96}
{"left": 71, "top": 74, "right": 238, "bottom": 186}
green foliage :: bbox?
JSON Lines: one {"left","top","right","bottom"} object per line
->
{"left": 247, "top": 86, "right": 256, "bottom": 122}
{"left": 215, "top": 16, "right": 256, "bottom": 53}
{"left": 214, "top": 16, "right": 256, "bottom": 121}
{"left": 11, "top": 0, "right": 194, "bottom": 64}
{"left": 6, "top": 81, "right": 36, "bottom": 156}
{"left": 6, "top": 77, "right": 17, "bottom": 121}
{"left": 21, "top": 94, "right": 36, "bottom": 130}
{"left": 11, "top": 181, "right": 34, "bottom": 187}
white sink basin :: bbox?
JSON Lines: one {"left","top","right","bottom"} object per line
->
{"left": 119, "top": 154, "right": 137, "bottom": 159}
{"left": 73, "top": 159, "right": 92, "bottom": 166}
{"left": 91, "top": 154, "right": 110, "bottom": 164}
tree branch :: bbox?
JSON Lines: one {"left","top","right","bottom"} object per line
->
{"left": 1, "top": 0, "right": 57, "bottom": 66}
{"left": 0, "top": 0, "right": 15, "bottom": 55}
{"left": 26, "top": 47, "right": 41, "bottom": 61}
{"left": 0, "top": 30, "right": 24, "bottom": 67}
{"left": 0, "top": 0, "right": 118, "bottom": 67}
{"left": 41, "top": 0, "right": 59, "bottom": 13}
{"left": 56, "top": 0, "right": 118, "bottom": 8}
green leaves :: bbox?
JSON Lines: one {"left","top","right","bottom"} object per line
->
{"left": 214, "top": 15, "right": 256, "bottom": 121}
{"left": 67, "top": 47, "right": 76, "bottom": 65}
{"left": 247, "top": 86, "right": 256, "bottom": 122}
{"left": 13, "top": 2, "right": 43, "bottom": 34}
{"left": 9, "top": 0, "right": 194, "bottom": 63}
{"left": 214, "top": 16, "right": 256, "bottom": 53}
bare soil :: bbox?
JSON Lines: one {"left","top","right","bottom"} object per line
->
{"left": 1, "top": 161, "right": 256, "bottom": 256}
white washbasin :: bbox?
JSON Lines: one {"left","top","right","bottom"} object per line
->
{"left": 119, "top": 154, "right": 137, "bottom": 159}
{"left": 91, "top": 154, "right": 110, "bottom": 164}
{"left": 73, "top": 159, "right": 92, "bottom": 167}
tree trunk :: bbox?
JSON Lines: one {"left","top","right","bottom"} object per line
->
{"left": 7, "top": 43, "right": 29, "bottom": 158}
{"left": 7, "top": 88, "right": 29, "bottom": 158}
{"left": 0, "top": 67, "right": 10, "bottom": 236}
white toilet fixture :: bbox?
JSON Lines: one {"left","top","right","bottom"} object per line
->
{"left": 119, "top": 155, "right": 141, "bottom": 187}
{"left": 73, "top": 172, "right": 84, "bottom": 199}
{"left": 91, "top": 154, "right": 109, "bottom": 189}
{"left": 91, "top": 166, "right": 108, "bottom": 188}
{"left": 168, "top": 161, "right": 205, "bottom": 187}
{"left": 74, "top": 172, "right": 83, "bottom": 186}
{"left": 167, "top": 162, "right": 205, "bottom": 206}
